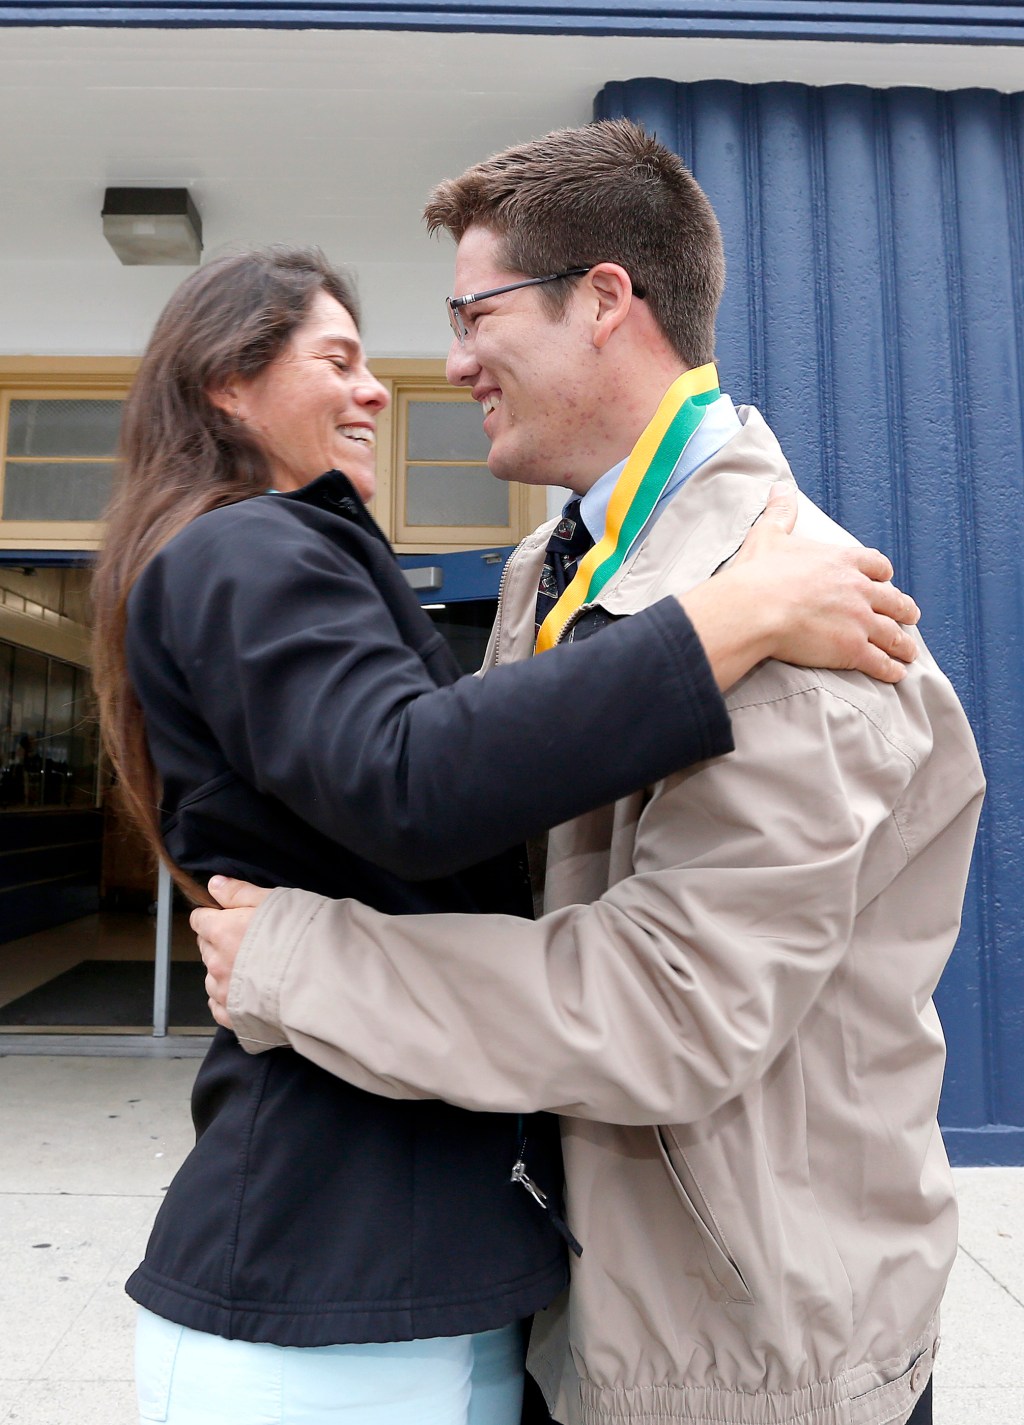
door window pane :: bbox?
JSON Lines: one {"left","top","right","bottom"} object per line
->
{"left": 43, "top": 661, "right": 76, "bottom": 806}
{"left": 0, "top": 642, "right": 99, "bottom": 809}
{"left": 407, "top": 400, "right": 490, "bottom": 462}
{"left": 0, "top": 643, "right": 12, "bottom": 762}
{"left": 6, "top": 646, "right": 48, "bottom": 807}
{"left": 3, "top": 462, "right": 115, "bottom": 521}
{"left": 46, "top": 660, "right": 75, "bottom": 739}
{"left": 7, "top": 399, "right": 122, "bottom": 458}
{"left": 405, "top": 466, "right": 509, "bottom": 527}
{"left": 68, "top": 668, "right": 101, "bottom": 809}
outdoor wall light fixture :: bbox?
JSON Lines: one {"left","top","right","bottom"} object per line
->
{"left": 101, "top": 187, "right": 203, "bottom": 266}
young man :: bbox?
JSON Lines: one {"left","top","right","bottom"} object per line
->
{"left": 195, "top": 122, "right": 983, "bottom": 1425}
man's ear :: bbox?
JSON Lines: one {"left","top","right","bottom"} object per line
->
{"left": 588, "top": 263, "right": 636, "bottom": 351}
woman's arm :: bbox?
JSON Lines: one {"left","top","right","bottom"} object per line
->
{"left": 682, "top": 484, "right": 917, "bottom": 691}
{"left": 133, "top": 505, "right": 726, "bottom": 879}
{"left": 136, "top": 488, "right": 915, "bottom": 882}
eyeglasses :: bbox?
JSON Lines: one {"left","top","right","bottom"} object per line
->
{"left": 446, "top": 268, "right": 591, "bottom": 343}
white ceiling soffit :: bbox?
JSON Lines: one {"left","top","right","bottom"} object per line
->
{"left": 1, "top": 28, "right": 1021, "bottom": 357}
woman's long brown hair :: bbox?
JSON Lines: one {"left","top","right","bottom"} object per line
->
{"left": 91, "top": 247, "right": 360, "bottom": 903}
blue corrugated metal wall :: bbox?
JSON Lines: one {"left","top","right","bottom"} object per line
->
{"left": 597, "top": 78, "right": 1024, "bottom": 1165}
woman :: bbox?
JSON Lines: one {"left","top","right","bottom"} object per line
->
{"left": 91, "top": 246, "right": 914, "bottom": 1425}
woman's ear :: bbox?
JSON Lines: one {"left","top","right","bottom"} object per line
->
{"left": 206, "top": 378, "right": 242, "bottom": 420}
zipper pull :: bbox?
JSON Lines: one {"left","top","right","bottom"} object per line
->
{"left": 511, "top": 1144, "right": 583, "bottom": 1258}
{"left": 511, "top": 1154, "right": 549, "bottom": 1209}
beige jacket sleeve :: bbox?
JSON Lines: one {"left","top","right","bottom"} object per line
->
{"left": 227, "top": 666, "right": 978, "bottom": 1126}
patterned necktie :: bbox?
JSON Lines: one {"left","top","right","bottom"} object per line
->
{"left": 534, "top": 498, "right": 595, "bottom": 640}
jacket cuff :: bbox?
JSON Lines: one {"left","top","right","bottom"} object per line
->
{"left": 226, "top": 887, "right": 328, "bottom": 1054}
{"left": 644, "top": 596, "right": 735, "bottom": 764}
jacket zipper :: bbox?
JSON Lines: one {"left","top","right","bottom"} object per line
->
{"left": 549, "top": 600, "right": 595, "bottom": 650}
{"left": 493, "top": 531, "right": 586, "bottom": 666}
{"left": 491, "top": 543, "right": 518, "bottom": 668}
{"left": 512, "top": 1134, "right": 583, "bottom": 1257}
{"left": 499, "top": 554, "right": 589, "bottom": 1257}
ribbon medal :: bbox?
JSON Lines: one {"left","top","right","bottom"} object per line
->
{"left": 534, "top": 362, "right": 721, "bottom": 654}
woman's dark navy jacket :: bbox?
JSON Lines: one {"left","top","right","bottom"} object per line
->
{"left": 123, "top": 472, "right": 732, "bottom": 1347}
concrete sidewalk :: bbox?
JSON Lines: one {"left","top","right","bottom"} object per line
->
{"left": 1, "top": 1054, "right": 1021, "bottom": 1424}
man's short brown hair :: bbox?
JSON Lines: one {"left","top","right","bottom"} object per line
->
{"left": 424, "top": 118, "right": 724, "bottom": 367}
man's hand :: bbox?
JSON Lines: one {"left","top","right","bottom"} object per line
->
{"left": 191, "top": 877, "right": 272, "bottom": 1031}
{"left": 682, "top": 481, "right": 921, "bottom": 693}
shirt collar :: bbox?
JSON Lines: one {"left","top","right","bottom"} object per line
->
{"left": 573, "top": 390, "right": 742, "bottom": 544}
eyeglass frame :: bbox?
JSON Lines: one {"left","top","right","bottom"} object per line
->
{"left": 445, "top": 267, "right": 593, "bottom": 343}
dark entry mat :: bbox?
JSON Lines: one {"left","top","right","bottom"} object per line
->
{"left": 0, "top": 959, "right": 210, "bottom": 1027}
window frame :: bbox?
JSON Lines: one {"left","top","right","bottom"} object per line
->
{"left": 0, "top": 356, "right": 548, "bottom": 553}
{"left": 373, "top": 359, "right": 547, "bottom": 552}
{"left": 0, "top": 358, "right": 137, "bottom": 552}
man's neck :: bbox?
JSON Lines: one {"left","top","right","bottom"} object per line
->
{"left": 575, "top": 363, "right": 733, "bottom": 546}
{"left": 566, "top": 363, "right": 693, "bottom": 496}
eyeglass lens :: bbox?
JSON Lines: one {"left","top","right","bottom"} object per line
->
{"left": 446, "top": 269, "right": 590, "bottom": 343}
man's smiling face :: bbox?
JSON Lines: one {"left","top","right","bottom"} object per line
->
{"left": 444, "top": 226, "right": 609, "bottom": 495}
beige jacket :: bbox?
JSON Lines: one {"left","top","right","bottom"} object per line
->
{"left": 229, "top": 406, "right": 985, "bottom": 1425}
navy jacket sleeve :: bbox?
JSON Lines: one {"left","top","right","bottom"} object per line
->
{"left": 136, "top": 500, "right": 732, "bottom": 880}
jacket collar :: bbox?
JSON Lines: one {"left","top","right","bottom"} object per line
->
{"left": 593, "top": 405, "right": 795, "bottom": 617}
{"left": 488, "top": 406, "right": 794, "bottom": 669}
{"left": 278, "top": 470, "right": 391, "bottom": 546}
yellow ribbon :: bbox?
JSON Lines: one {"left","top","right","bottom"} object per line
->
{"left": 535, "top": 362, "right": 719, "bottom": 653}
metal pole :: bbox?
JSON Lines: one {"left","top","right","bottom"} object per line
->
{"left": 153, "top": 860, "right": 173, "bottom": 1037}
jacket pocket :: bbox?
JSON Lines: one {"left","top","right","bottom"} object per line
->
{"left": 655, "top": 1126, "right": 754, "bottom": 1305}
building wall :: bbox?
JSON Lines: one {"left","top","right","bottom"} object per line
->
{"left": 599, "top": 75, "right": 1024, "bottom": 1164}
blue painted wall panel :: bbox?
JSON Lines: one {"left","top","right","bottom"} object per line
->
{"left": 597, "top": 78, "right": 1024, "bottom": 1163}
{"left": 945, "top": 90, "right": 1024, "bottom": 1136}
{"left": 4, "top": 1, "right": 1024, "bottom": 41}
{"left": 397, "top": 547, "right": 512, "bottom": 602}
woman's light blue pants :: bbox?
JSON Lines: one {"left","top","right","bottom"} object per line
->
{"left": 136, "top": 1307, "right": 524, "bottom": 1425}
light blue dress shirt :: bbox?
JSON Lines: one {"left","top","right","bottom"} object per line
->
{"left": 576, "top": 391, "right": 742, "bottom": 553}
